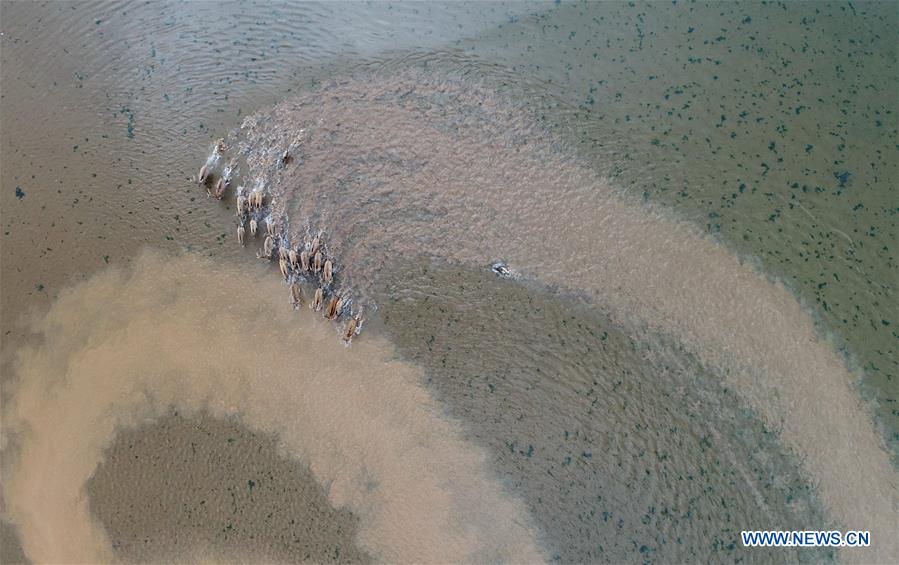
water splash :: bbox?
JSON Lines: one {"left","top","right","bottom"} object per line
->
{"left": 197, "top": 69, "right": 896, "bottom": 563}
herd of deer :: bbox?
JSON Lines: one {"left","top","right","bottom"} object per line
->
{"left": 197, "top": 139, "right": 363, "bottom": 343}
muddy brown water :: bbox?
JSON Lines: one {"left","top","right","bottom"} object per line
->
{"left": 1, "top": 1, "right": 896, "bottom": 564}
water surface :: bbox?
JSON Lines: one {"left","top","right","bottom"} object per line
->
{"left": 1, "top": 1, "right": 896, "bottom": 563}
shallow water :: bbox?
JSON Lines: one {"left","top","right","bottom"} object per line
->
{"left": 87, "top": 413, "right": 370, "bottom": 563}
{"left": 1, "top": 1, "right": 896, "bottom": 564}
{"left": 3, "top": 252, "right": 546, "bottom": 563}
{"left": 378, "top": 258, "right": 836, "bottom": 563}
{"left": 212, "top": 70, "right": 896, "bottom": 562}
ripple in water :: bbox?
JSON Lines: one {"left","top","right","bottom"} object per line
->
{"left": 2, "top": 251, "right": 546, "bottom": 563}
{"left": 378, "top": 258, "right": 834, "bottom": 563}
{"left": 198, "top": 69, "right": 896, "bottom": 562}
{"left": 3, "top": 67, "right": 896, "bottom": 563}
